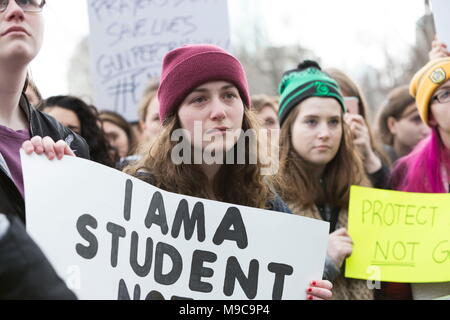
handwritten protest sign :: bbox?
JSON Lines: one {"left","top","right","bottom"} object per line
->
{"left": 431, "top": 0, "right": 450, "bottom": 48}
{"left": 86, "top": 0, "right": 231, "bottom": 122}
{"left": 345, "top": 186, "right": 450, "bottom": 283}
{"left": 22, "top": 152, "right": 329, "bottom": 300}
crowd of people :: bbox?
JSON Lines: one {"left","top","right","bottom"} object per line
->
{"left": 0, "top": 1, "right": 449, "bottom": 300}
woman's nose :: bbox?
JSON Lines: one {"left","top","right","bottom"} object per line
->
{"left": 317, "top": 124, "right": 331, "bottom": 139}
{"left": 3, "top": 1, "right": 25, "bottom": 22}
{"left": 210, "top": 99, "right": 227, "bottom": 121}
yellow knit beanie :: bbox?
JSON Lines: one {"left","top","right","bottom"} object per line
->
{"left": 410, "top": 57, "right": 450, "bottom": 125}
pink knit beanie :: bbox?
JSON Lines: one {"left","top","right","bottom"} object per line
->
{"left": 158, "top": 44, "right": 251, "bottom": 123}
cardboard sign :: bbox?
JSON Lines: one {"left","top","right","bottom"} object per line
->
{"left": 22, "top": 152, "right": 329, "bottom": 300}
{"left": 432, "top": 0, "right": 450, "bottom": 48}
{"left": 86, "top": 0, "right": 231, "bottom": 121}
{"left": 346, "top": 186, "right": 450, "bottom": 283}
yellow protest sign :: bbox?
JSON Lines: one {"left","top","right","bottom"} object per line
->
{"left": 345, "top": 186, "right": 450, "bottom": 283}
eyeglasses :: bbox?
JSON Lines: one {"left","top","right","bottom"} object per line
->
{"left": 432, "top": 88, "right": 450, "bottom": 105}
{"left": 0, "top": 0, "right": 46, "bottom": 13}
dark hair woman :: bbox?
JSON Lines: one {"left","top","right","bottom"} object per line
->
{"left": 39, "top": 95, "right": 117, "bottom": 167}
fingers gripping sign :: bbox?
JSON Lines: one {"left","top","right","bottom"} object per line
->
{"left": 306, "top": 280, "right": 333, "bottom": 300}
{"left": 22, "top": 136, "right": 75, "bottom": 160}
{"left": 430, "top": 37, "right": 450, "bottom": 61}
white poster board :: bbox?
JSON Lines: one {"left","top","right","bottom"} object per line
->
{"left": 22, "top": 152, "right": 329, "bottom": 300}
{"left": 86, "top": 0, "right": 231, "bottom": 122}
{"left": 432, "top": 0, "right": 450, "bottom": 47}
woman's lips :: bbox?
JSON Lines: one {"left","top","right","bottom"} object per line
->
{"left": 314, "top": 145, "right": 331, "bottom": 151}
{"left": 206, "top": 127, "right": 229, "bottom": 135}
{"left": 2, "top": 26, "right": 29, "bottom": 36}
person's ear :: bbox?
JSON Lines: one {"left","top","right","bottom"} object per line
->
{"left": 387, "top": 116, "right": 397, "bottom": 135}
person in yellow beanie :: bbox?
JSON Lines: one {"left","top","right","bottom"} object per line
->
{"left": 410, "top": 57, "right": 450, "bottom": 125}
{"left": 387, "top": 57, "right": 450, "bottom": 300}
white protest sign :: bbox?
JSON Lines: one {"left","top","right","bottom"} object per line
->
{"left": 22, "top": 152, "right": 329, "bottom": 300}
{"left": 432, "top": 0, "right": 450, "bottom": 47}
{"left": 87, "top": 0, "right": 231, "bottom": 122}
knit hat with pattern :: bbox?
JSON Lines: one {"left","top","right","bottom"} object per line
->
{"left": 278, "top": 60, "right": 345, "bottom": 126}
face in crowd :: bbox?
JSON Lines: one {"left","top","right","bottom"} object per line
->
{"left": 177, "top": 81, "right": 245, "bottom": 153}
{"left": 0, "top": 0, "right": 44, "bottom": 65}
{"left": 428, "top": 79, "right": 450, "bottom": 133}
{"left": 256, "top": 105, "right": 279, "bottom": 130}
{"left": 387, "top": 102, "right": 430, "bottom": 151}
{"left": 291, "top": 97, "right": 343, "bottom": 169}
{"left": 43, "top": 106, "right": 81, "bottom": 134}
{"left": 102, "top": 121, "right": 130, "bottom": 159}
{"left": 141, "top": 96, "right": 161, "bottom": 146}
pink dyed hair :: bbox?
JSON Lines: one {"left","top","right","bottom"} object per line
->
{"left": 395, "top": 127, "right": 450, "bottom": 193}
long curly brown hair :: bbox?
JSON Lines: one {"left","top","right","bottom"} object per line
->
{"left": 124, "top": 108, "right": 276, "bottom": 209}
{"left": 277, "top": 106, "right": 369, "bottom": 211}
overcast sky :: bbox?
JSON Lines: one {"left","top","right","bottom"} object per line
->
{"left": 30, "top": 0, "right": 429, "bottom": 98}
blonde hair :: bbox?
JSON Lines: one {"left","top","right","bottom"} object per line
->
{"left": 251, "top": 94, "right": 279, "bottom": 113}
{"left": 138, "top": 79, "right": 160, "bottom": 123}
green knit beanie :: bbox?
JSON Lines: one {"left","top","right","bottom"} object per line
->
{"left": 278, "top": 60, "right": 346, "bottom": 126}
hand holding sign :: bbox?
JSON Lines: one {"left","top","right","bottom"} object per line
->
{"left": 346, "top": 186, "right": 450, "bottom": 283}
{"left": 22, "top": 136, "right": 75, "bottom": 160}
{"left": 306, "top": 280, "right": 333, "bottom": 300}
{"left": 432, "top": 0, "right": 450, "bottom": 55}
{"left": 429, "top": 36, "right": 450, "bottom": 61}
{"left": 22, "top": 152, "right": 330, "bottom": 300}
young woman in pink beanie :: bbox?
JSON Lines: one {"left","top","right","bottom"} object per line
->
{"left": 124, "top": 44, "right": 332, "bottom": 300}
{"left": 23, "top": 42, "right": 331, "bottom": 300}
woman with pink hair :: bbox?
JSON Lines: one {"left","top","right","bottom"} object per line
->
{"left": 386, "top": 57, "right": 450, "bottom": 300}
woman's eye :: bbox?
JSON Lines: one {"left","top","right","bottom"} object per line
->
{"left": 329, "top": 119, "right": 340, "bottom": 126}
{"left": 265, "top": 118, "right": 275, "bottom": 125}
{"left": 223, "top": 92, "right": 237, "bottom": 100}
{"left": 18, "top": 0, "right": 36, "bottom": 5}
{"left": 439, "top": 90, "right": 450, "bottom": 100}
{"left": 305, "top": 119, "right": 317, "bottom": 126}
{"left": 410, "top": 116, "right": 422, "bottom": 124}
{"left": 191, "top": 96, "right": 206, "bottom": 104}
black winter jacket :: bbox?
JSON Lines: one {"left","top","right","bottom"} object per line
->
{"left": 0, "top": 94, "right": 90, "bottom": 224}
{"left": 0, "top": 213, "right": 77, "bottom": 299}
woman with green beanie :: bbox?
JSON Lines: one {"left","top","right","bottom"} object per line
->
{"left": 276, "top": 61, "right": 374, "bottom": 300}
